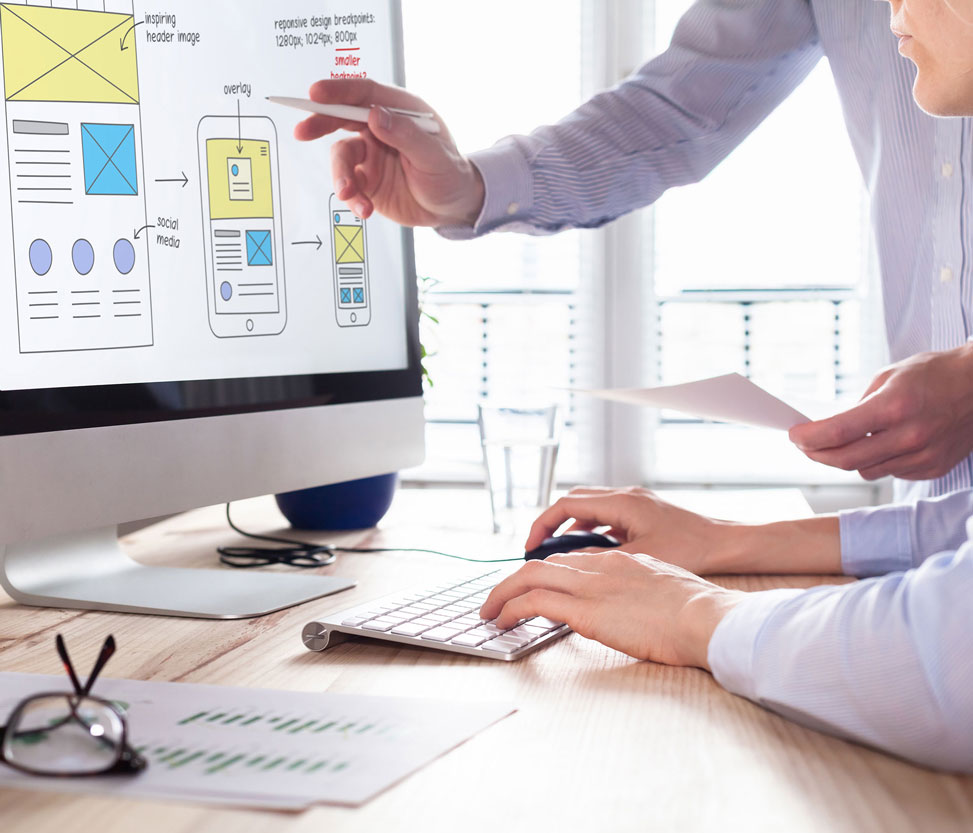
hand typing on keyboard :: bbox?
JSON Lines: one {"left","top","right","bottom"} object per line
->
{"left": 479, "top": 551, "right": 743, "bottom": 669}
{"left": 303, "top": 568, "right": 572, "bottom": 660}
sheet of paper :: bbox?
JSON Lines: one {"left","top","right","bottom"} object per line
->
{"left": 577, "top": 373, "right": 813, "bottom": 430}
{"left": 0, "top": 673, "right": 514, "bottom": 810}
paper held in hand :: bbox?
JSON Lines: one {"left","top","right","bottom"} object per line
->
{"left": 576, "top": 373, "right": 818, "bottom": 431}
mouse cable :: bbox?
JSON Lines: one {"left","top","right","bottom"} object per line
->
{"left": 218, "top": 502, "right": 523, "bottom": 569}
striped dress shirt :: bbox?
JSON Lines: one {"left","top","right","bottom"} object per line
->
{"left": 442, "top": 0, "right": 973, "bottom": 502}
{"left": 709, "top": 492, "right": 973, "bottom": 772}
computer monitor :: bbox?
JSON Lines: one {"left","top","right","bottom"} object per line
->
{"left": 0, "top": 0, "right": 423, "bottom": 618}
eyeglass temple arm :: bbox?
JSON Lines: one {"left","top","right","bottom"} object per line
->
{"left": 81, "top": 635, "right": 116, "bottom": 697}
{"left": 55, "top": 634, "right": 85, "bottom": 696}
{"left": 55, "top": 634, "right": 116, "bottom": 698}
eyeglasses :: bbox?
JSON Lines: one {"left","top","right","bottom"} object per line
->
{"left": 0, "top": 634, "right": 147, "bottom": 777}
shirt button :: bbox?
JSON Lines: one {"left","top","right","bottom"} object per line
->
{"left": 506, "top": 202, "right": 519, "bottom": 216}
{"left": 942, "top": 162, "right": 954, "bottom": 178}
{"left": 940, "top": 266, "right": 954, "bottom": 284}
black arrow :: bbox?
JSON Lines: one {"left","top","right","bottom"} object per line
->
{"left": 154, "top": 172, "right": 189, "bottom": 188}
{"left": 236, "top": 100, "right": 244, "bottom": 153}
{"left": 134, "top": 224, "right": 155, "bottom": 240}
{"left": 120, "top": 20, "right": 144, "bottom": 51}
{"left": 291, "top": 235, "right": 323, "bottom": 251}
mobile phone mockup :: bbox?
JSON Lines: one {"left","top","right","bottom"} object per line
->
{"left": 197, "top": 115, "right": 286, "bottom": 338}
{"left": 330, "top": 194, "right": 371, "bottom": 328}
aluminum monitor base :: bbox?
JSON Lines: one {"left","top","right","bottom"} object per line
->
{"left": 0, "top": 526, "right": 355, "bottom": 619}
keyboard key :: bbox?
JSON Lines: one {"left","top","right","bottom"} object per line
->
{"left": 425, "top": 612, "right": 455, "bottom": 623}
{"left": 340, "top": 616, "right": 367, "bottom": 627}
{"left": 480, "top": 638, "right": 524, "bottom": 654}
{"left": 396, "top": 605, "right": 428, "bottom": 617}
{"left": 421, "top": 627, "right": 464, "bottom": 642}
{"left": 442, "top": 604, "right": 470, "bottom": 615}
{"left": 411, "top": 617, "right": 442, "bottom": 627}
{"left": 505, "top": 626, "right": 540, "bottom": 643}
{"left": 465, "top": 625, "right": 503, "bottom": 640}
{"left": 498, "top": 632, "right": 532, "bottom": 647}
{"left": 451, "top": 632, "right": 490, "bottom": 647}
{"left": 525, "top": 617, "right": 563, "bottom": 631}
{"left": 362, "top": 618, "right": 398, "bottom": 632}
{"left": 391, "top": 622, "right": 432, "bottom": 637}
{"left": 362, "top": 609, "right": 395, "bottom": 619}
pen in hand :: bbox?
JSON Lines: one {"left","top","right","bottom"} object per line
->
{"left": 266, "top": 96, "right": 441, "bottom": 135}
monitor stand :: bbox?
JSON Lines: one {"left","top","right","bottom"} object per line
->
{"left": 0, "top": 526, "right": 355, "bottom": 619}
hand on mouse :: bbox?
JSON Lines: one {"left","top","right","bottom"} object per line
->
{"left": 294, "top": 78, "right": 485, "bottom": 227}
{"left": 525, "top": 486, "right": 842, "bottom": 576}
{"left": 479, "top": 551, "right": 743, "bottom": 668}
{"left": 525, "top": 486, "right": 730, "bottom": 575}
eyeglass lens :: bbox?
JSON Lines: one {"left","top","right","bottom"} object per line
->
{"left": 3, "top": 695, "right": 124, "bottom": 775}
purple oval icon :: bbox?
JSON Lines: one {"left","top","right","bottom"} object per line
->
{"left": 72, "top": 239, "right": 94, "bottom": 275}
{"left": 113, "top": 239, "right": 136, "bottom": 275}
{"left": 29, "top": 239, "right": 52, "bottom": 276}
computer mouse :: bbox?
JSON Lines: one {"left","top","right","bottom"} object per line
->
{"left": 524, "top": 530, "right": 622, "bottom": 561}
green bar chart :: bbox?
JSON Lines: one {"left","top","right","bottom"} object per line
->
{"left": 0, "top": 671, "right": 513, "bottom": 809}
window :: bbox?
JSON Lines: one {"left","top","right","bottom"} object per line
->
{"left": 403, "top": 0, "right": 586, "bottom": 482}
{"left": 648, "top": 0, "right": 882, "bottom": 485}
{"left": 402, "top": 1, "right": 883, "bottom": 493}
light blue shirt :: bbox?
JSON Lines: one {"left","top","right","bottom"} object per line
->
{"left": 709, "top": 493, "right": 973, "bottom": 772}
{"left": 441, "top": 0, "right": 973, "bottom": 503}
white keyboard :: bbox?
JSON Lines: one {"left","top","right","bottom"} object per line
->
{"left": 302, "top": 567, "right": 570, "bottom": 661}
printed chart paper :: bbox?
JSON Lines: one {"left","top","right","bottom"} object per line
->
{"left": 578, "top": 373, "right": 815, "bottom": 430}
{"left": 0, "top": 673, "right": 514, "bottom": 810}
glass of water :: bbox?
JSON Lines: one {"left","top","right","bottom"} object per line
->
{"left": 477, "top": 403, "right": 560, "bottom": 535}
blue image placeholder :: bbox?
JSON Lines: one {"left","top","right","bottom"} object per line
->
{"left": 220, "top": 281, "right": 233, "bottom": 301}
{"left": 72, "top": 239, "right": 94, "bottom": 275}
{"left": 246, "top": 230, "right": 272, "bottom": 266}
{"left": 113, "top": 239, "right": 136, "bottom": 275}
{"left": 81, "top": 124, "right": 138, "bottom": 196}
{"left": 353, "top": 288, "right": 364, "bottom": 304}
{"left": 341, "top": 288, "right": 351, "bottom": 304}
{"left": 29, "top": 239, "right": 52, "bottom": 275}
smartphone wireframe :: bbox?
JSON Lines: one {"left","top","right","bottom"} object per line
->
{"left": 198, "top": 116, "right": 287, "bottom": 338}
{"left": 330, "top": 194, "right": 371, "bottom": 328}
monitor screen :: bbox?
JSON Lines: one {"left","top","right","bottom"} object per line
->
{"left": 0, "top": 0, "right": 419, "bottom": 436}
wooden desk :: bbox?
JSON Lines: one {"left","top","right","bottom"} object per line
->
{"left": 1, "top": 489, "right": 972, "bottom": 833}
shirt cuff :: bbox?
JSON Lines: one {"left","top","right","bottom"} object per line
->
{"left": 838, "top": 503, "right": 914, "bottom": 577}
{"left": 436, "top": 139, "right": 533, "bottom": 240}
{"left": 708, "top": 588, "right": 804, "bottom": 701}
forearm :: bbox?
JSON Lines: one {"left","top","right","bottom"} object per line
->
{"left": 440, "top": 0, "right": 821, "bottom": 239}
{"left": 708, "top": 546, "right": 973, "bottom": 772}
{"left": 702, "top": 516, "right": 842, "bottom": 575}
{"left": 839, "top": 488, "right": 973, "bottom": 577}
